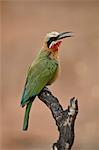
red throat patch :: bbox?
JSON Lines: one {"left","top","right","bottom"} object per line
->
{"left": 51, "top": 41, "right": 62, "bottom": 51}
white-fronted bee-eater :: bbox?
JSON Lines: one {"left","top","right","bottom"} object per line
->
{"left": 20, "top": 31, "right": 73, "bottom": 130}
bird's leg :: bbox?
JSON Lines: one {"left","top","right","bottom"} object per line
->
{"left": 38, "top": 87, "right": 78, "bottom": 150}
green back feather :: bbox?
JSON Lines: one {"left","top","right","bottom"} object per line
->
{"left": 21, "top": 52, "right": 58, "bottom": 106}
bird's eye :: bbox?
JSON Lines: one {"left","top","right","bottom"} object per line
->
{"left": 50, "top": 37, "right": 57, "bottom": 41}
{"left": 47, "top": 36, "right": 58, "bottom": 48}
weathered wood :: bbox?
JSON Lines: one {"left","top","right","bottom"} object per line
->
{"left": 38, "top": 87, "right": 78, "bottom": 150}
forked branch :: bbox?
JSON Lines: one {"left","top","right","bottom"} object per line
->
{"left": 38, "top": 87, "right": 78, "bottom": 150}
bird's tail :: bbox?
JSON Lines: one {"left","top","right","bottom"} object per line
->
{"left": 23, "top": 101, "right": 33, "bottom": 131}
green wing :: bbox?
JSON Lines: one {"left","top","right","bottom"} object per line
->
{"left": 21, "top": 58, "right": 58, "bottom": 106}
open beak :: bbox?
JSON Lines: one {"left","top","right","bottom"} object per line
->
{"left": 57, "top": 32, "right": 74, "bottom": 40}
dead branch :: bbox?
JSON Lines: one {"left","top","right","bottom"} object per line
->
{"left": 38, "top": 87, "right": 78, "bottom": 150}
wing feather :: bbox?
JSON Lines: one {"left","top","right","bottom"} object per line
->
{"left": 21, "top": 58, "right": 57, "bottom": 106}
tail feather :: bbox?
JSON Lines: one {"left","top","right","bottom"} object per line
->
{"left": 22, "top": 96, "right": 36, "bottom": 131}
{"left": 23, "top": 101, "right": 33, "bottom": 131}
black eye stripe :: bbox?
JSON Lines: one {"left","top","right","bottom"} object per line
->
{"left": 50, "top": 37, "right": 56, "bottom": 41}
{"left": 47, "top": 36, "right": 58, "bottom": 48}
{"left": 51, "top": 36, "right": 58, "bottom": 41}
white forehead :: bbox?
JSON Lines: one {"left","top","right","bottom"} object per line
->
{"left": 46, "top": 32, "right": 59, "bottom": 40}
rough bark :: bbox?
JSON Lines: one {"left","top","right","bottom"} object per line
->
{"left": 38, "top": 87, "right": 78, "bottom": 150}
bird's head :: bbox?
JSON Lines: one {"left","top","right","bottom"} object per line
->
{"left": 44, "top": 31, "right": 73, "bottom": 51}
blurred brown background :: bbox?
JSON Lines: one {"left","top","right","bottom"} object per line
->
{"left": 1, "top": 1, "right": 99, "bottom": 150}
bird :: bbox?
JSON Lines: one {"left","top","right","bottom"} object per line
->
{"left": 20, "top": 31, "right": 73, "bottom": 131}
